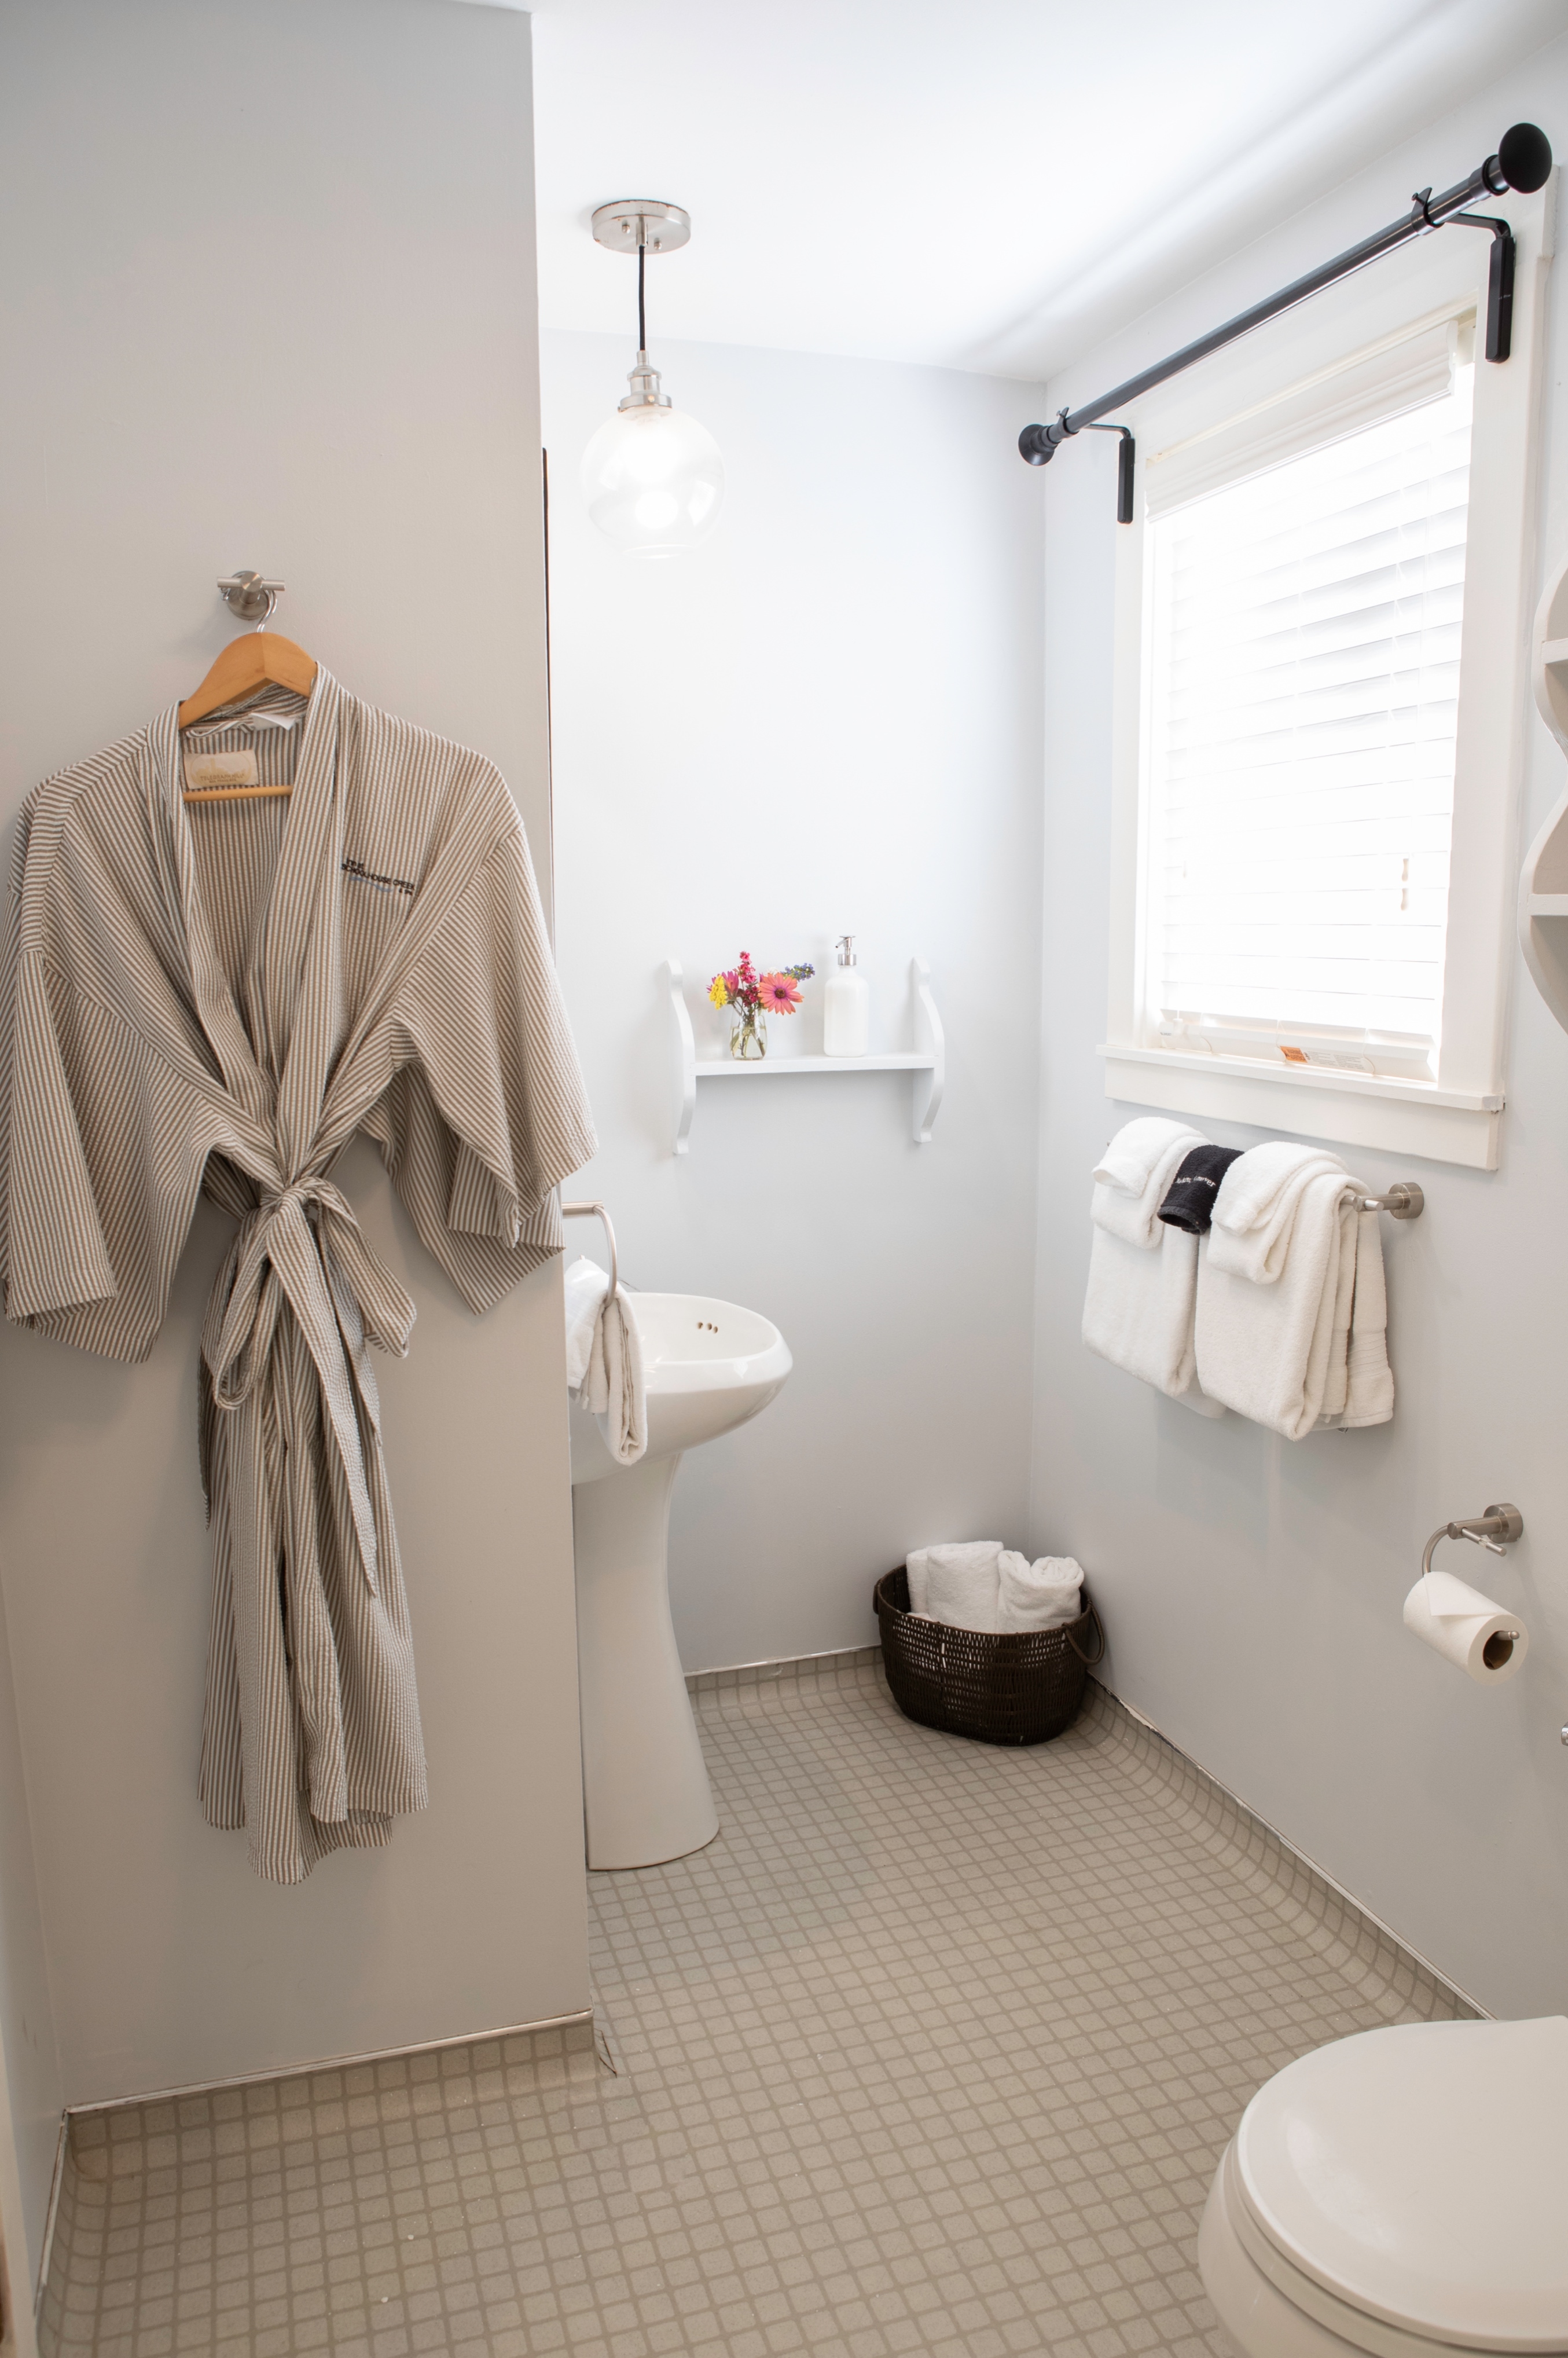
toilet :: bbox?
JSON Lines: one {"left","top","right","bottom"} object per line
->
{"left": 1199, "top": 2016, "right": 1568, "bottom": 2357}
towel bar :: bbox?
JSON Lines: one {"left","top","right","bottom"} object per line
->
{"left": 1356, "top": 1183, "right": 1423, "bottom": 1219}
{"left": 562, "top": 1200, "right": 619, "bottom": 1296}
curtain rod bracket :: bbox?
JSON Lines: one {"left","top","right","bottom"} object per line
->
{"left": 1443, "top": 211, "right": 1516, "bottom": 361}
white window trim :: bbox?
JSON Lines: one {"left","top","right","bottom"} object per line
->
{"left": 1099, "top": 176, "right": 1555, "bottom": 1172}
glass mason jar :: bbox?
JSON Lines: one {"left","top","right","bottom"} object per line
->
{"left": 729, "top": 1004, "right": 768, "bottom": 1060}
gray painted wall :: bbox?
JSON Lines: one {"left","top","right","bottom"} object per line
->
{"left": 542, "top": 334, "right": 1046, "bottom": 1674}
{"left": 1031, "top": 38, "right": 1568, "bottom": 2019}
{"left": 0, "top": 0, "right": 589, "bottom": 2155}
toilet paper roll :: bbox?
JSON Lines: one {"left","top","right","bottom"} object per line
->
{"left": 1402, "top": 1571, "right": 1530, "bottom": 1685}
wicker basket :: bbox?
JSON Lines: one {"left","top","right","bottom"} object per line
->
{"left": 875, "top": 1567, "right": 1104, "bottom": 1746}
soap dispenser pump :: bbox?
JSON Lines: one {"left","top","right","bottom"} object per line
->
{"left": 823, "top": 936, "right": 870, "bottom": 1057}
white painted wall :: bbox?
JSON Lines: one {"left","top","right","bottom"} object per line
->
{"left": 0, "top": 0, "right": 589, "bottom": 2125}
{"left": 1031, "top": 38, "right": 1568, "bottom": 2019}
{"left": 542, "top": 335, "right": 1045, "bottom": 1673}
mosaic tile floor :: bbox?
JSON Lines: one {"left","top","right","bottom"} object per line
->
{"left": 39, "top": 1663, "right": 1470, "bottom": 2358}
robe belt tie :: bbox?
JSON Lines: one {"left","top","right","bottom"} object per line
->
{"left": 201, "top": 1175, "right": 417, "bottom": 1596}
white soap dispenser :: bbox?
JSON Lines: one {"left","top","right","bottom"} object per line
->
{"left": 823, "top": 936, "right": 870, "bottom": 1057}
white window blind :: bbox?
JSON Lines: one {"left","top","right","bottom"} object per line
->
{"left": 1141, "top": 325, "right": 1474, "bottom": 1080}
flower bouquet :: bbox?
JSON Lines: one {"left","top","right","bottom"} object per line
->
{"left": 708, "top": 949, "right": 816, "bottom": 1059}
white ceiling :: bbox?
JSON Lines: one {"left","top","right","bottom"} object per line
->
{"left": 530, "top": 0, "right": 1567, "bottom": 381}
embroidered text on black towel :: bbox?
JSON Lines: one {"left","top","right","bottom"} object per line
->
{"left": 1158, "top": 1144, "right": 1243, "bottom": 1235}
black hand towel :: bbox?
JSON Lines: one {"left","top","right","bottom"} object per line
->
{"left": 1158, "top": 1143, "right": 1243, "bottom": 1235}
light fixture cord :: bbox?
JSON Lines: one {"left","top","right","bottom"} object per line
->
{"left": 637, "top": 237, "right": 647, "bottom": 358}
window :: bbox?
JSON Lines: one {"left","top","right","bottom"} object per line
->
{"left": 1143, "top": 332, "right": 1472, "bottom": 1085}
{"left": 1101, "top": 188, "right": 1551, "bottom": 1171}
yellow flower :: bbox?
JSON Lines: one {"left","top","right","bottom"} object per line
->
{"left": 708, "top": 976, "right": 730, "bottom": 1007}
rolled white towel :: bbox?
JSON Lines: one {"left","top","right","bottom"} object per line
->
{"left": 906, "top": 1542, "right": 1004, "bottom": 1632}
{"left": 1092, "top": 1119, "right": 1205, "bottom": 1249}
{"left": 997, "top": 1552, "right": 1084, "bottom": 1632}
{"left": 564, "top": 1255, "right": 648, "bottom": 1465}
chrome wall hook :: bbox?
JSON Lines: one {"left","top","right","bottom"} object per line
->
{"left": 217, "top": 571, "right": 285, "bottom": 629}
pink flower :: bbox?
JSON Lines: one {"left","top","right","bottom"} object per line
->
{"left": 758, "top": 972, "right": 802, "bottom": 1013}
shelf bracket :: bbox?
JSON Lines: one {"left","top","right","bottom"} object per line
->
{"left": 910, "top": 958, "right": 945, "bottom": 1143}
{"left": 1521, "top": 552, "right": 1568, "bottom": 1036}
{"left": 666, "top": 958, "right": 697, "bottom": 1155}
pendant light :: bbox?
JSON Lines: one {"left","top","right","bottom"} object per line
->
{"left": 581, "top": 201, "right": 725, "bottom": 558}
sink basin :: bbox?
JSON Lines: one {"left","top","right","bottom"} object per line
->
{"left": 569, "top": 1291, "right": 791, "bottom": 1869}
{"left": 570, "top": 1292, "right": 792, "bottom": 1479}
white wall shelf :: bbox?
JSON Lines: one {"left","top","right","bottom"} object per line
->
{"left": 665, "top": 957, "right": 944, "bottom": 1154}
{"left": 1521, "top": 553, "right": 1568, "bottom": 1037}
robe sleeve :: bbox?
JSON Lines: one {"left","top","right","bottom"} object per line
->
{"left": 371, "top": 810, "right": 597, "bottom": 1315}
{"left": 0, "top": 800, "right": 206, "bottom": 1358}
{"left": 2, "top": 949, "right": 120, "bottom": 1321}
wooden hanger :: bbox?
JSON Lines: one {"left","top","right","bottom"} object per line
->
{"left": 179, "top": 628, "right": 318, "bottom": 802}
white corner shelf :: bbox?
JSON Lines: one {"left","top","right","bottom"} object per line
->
{"left": 664, "top": 957, "right": 945, "bottom": 1155}
{"left": 1522, "top": 559, "right": 1568, "bottom": 1038}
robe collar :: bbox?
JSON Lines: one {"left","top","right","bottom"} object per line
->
{"left": 145, "top": 666, "right": 350, "bottom": 1177}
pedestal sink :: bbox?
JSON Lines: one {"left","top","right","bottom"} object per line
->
{"left": 570, "top": 1293, "right": 791, "bottom": 1870}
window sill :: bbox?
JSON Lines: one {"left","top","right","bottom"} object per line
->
{"left": 1097, "top": 1045, "right": 1502, "bottom": 1170}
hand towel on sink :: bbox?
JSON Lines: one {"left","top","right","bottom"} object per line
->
{"left": 564, "top": 1255, "right": 648, "bottom": 1464}
{"left": 564, "top": 1256, "right": 608, "bottom": 1390}
{"left": 996, "top": 1552, "right": 1084, "bottom": 1631}
{"left": 906, "top": 1542, "right": 1004, "bottom": 1631}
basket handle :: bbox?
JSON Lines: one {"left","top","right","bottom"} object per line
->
{"left": 1064, "top": 1602, "right": 1106, "bottom": 1667}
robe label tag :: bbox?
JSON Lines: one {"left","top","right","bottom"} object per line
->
{"left": 184, "top": 750, "right": 259, "bottom": 789}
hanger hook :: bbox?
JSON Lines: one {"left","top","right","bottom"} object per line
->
{"left": 216, "top": 571, "right": 285, "bottom": 629}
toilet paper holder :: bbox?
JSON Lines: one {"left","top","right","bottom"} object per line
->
{"left": 1418, "top": 1505, "right": 1525, "bottom": 1674}
{"left": 1420, "top": 1503, "right": 1524, "bottom": 1576}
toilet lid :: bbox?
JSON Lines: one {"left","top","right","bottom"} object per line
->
{"left": 1235, "top": 2018, "right": 1568, "bottom": 2353}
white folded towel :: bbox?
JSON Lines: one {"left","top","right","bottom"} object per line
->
{"left": 563, "top": 1254, "right": 647, "bottom": 1465}
{"left": 1082, "top": 1223, "right": 1224, "bottom": 1414}
{"left": 1196, "top": 1152, "right": 1393, "bottom": 1438}
{"left": 1209, "top": 1142, "right": 1347, "bottom": 1283}
{"left": 906, "top": 1542, "right": 1004, "bottom": 1632}
{"left": 996, "top": 1552, "right": 1083, "bottom": 1631}
{"left": 1338, "top": 1207, "right": 1395, "bottom": 1429}
{"left": 1091, "top": 1118, "right": 1205, "bottom": 1248}
{"left": 1093, "top": 1116, "right": 1199, "bottom": 1201}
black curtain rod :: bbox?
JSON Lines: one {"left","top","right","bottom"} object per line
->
{"left": 1019, "top": 121, "right": 1553, "bottom": 521}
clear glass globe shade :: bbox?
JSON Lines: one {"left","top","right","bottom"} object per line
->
{"left": 580, "top": 404, "right": 725, "bottom": 558}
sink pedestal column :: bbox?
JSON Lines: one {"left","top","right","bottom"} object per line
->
{"left": 572, "top": 1451, "right": 719, "bottom": 1869}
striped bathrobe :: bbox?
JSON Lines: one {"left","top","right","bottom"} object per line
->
{"left": 0, "top": 670, "right": 596, "bottom": 1883}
